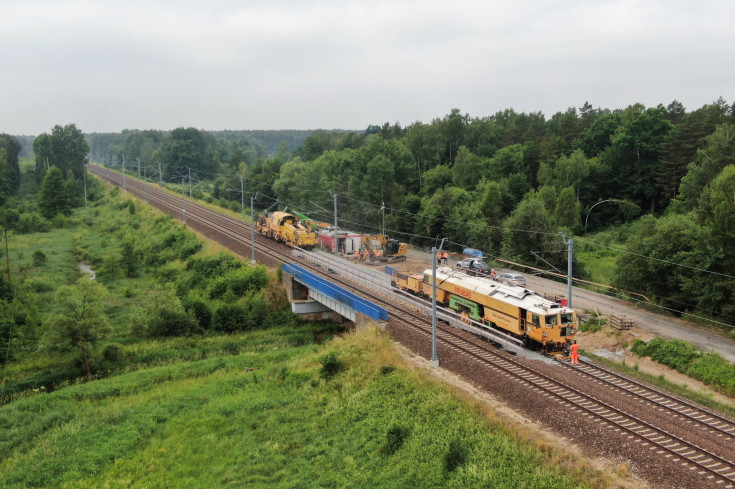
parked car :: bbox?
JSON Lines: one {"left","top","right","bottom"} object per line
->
{"left": 456, "top": 258, "right": 491, "bottom": 276}
{"left": 498, "top": 273, "right": 526, "bottom": 287}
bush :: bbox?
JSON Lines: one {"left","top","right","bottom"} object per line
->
{"left": 380, "top": 364, "right": 396, "bottom": 375}
{"left": 16, "top": 213, "right": 50, "bottom": 234}
{"left": 632, "top": 338, "right": 699, "bottom": 373}
{"left": 319, "top": 352, "right": 343, "bottom": 379}
{"left": 32, "top": 250, "right": 47, "bottom": 266}
{"left": 444, "top": 439, "right": 468, "bottom": 473}
{"left": 212, "top": 302, "right": 250, "bottom": 333}
{"left": 686, "top": 353, "right": 735, "bottom": 396}
{"left": 208, "top": 277, "right": 229, "bottom": 300}
{"left": 579, "top": 316, "right": 604, "bottom": 333}
{"left": 184, "top": 296, "right": 212, "bottom": 331}
{"left": 95, "top": 343, "right": 127, "bottom": 374}
{"left": 186, "top": 253, "right": 241, "bottom": 278}
{"left": 208, "top": 267, "right": 268, "bottom": 300}
{"left": 381, "top": 425, "right": 410, "bottom": 455}
{"left": 142, "top": 286, "right": 200, "bottom": 337}
{"left": 179, "top": 241, "right": 203, "bottom": 260}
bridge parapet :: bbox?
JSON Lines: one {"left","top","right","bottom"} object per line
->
{"left": 282, "top": 263, "right": 388, "bottom": 327}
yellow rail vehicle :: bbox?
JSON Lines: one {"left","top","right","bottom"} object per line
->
{"left": 393, "top": 267, "right": 577, "bottom": 354}
{"left": 256, "top": 211, "right": 318, "bottom": 249}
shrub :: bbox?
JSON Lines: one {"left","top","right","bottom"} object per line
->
{"left": 212, "top": 302, "right": 249, "bottom": 333}
{"left": 142, "top": 286, "right": 200, "bottom": 337}
{"left": 208, "top": 267, "right": 268, "bottom": 300}
{"left": 319, "top": 352, "right": 343, "bottom": 379}
{"left": 380, "top": 364, "right": 396, "bottom": 375}
{"left": 208, "top": 277, "right": 229, "bottom": 300}
{"left": 186, "top": 253, "right": 241, "bottom": 278}
{"left": 381, "top": 425, "right": 410, "bottom": 455}
{"left": 686, "top": 353, "right": 735, "bottom": 396}
{"left": 184, "top": 296, "right": 212, "bottom": 331}
{"left": 16, "top": 212, "right": 50, "bottom": 234}
{"left": 179, "top": 241, "right": 202, "bottom": 260}
{"left": 579, "top": 316, "right": 604, "bottom": 333}
{"left": 636, "top": 338, "right": 700, "bottom": 373}
{"left": 227, "top": 266, "right": 269, "bottom": 297}
{"left": 32, "top": 250, "right": 47, "bottom": 266}
{"left": 95, "top": 343, "right": 127, "bottom": 374}
{"left": 155, "top": 263, "right": 181, "bottom": 284}
{"left": 444, "top": 439, "right": 468, "bottom": 473}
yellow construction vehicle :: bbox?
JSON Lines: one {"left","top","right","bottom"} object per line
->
{"left": 362, "top": 235, "right": 408, "bottom": 263}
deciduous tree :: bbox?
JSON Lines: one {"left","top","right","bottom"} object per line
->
{"left": 44, "top": 277, "right": 111, "bottom": 380}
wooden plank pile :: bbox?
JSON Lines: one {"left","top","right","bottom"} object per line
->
{"left": 609, "top": 312, "right": 634, "bottom": 330}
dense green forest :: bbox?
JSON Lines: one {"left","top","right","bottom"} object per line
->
{"left": 3, "top": 98, "right": 735, "bottom": 328}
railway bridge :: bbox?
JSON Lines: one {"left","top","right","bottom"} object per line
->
{"left": 282, "top": 262, "right": 388, "bottom": 328}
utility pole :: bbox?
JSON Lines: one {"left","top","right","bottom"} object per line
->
{"left": 240, "top": 176, "right": 245, "bottom": 220}
{"left": 560, "top": 232, "right": 574, "bottom": 308}
{"left": 250, "top": 193, "right": 257, "bottom": 264}
{"left": 158, "top": 161, "right": 162, "bottom": 185}
{"left": 144, "top": 168, "right": 148, "bottom": 203}
{"left": 3, "top": 229, "right": 10, "bottom": 286}
{"left": 122, "top": 156, "right": 126, "bottom": 191}
{"left": 137, "top": 158, "right": 141, "bottom": 178}
{"left": 188, "top": 167, "right": 192, "bottom": 198}
{"left": 430, "top": 238, "right": 445, "bottom": 368}
{"left": 381, "top": 201, "right": 385, "bottom": 236}
{"left": 181, "top": 178, "right": 186, "bottom": 225}
{"left": 333, "top": 192, "right": 338, "bottom": 255}
{"left": 83, "top": 165, "right": 87, "bottom": 209}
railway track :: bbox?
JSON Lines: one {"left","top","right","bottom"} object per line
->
{"left": 89, "top": 165, "right": 735, "bottom": 488}
{"left": 573, "top": 359, "right": 735, "bottom": 440}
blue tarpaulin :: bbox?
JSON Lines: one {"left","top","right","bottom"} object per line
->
{"left": 463, "top": 248, "right": 484, "bottom": 258}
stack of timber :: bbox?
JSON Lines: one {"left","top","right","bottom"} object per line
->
{"left": 609, "top": 313, "right": 634, "bottom": 330}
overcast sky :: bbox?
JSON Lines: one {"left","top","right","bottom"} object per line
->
{"left": 2, "top": 0, "right": 733, "bottom": 135}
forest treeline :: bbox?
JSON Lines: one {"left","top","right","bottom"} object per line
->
{"left": 2, "top": 98, "right": 735, "bottom": 324}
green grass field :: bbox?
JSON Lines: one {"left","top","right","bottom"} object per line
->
{"left": 1, "top": 327, "right": 603, "bottom": 489}
{"left": 0, "top": 181, "right": 620, "bottom": 488}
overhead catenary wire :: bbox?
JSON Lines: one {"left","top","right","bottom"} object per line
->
{"left": 97, "top": 163, "right": 735, "bottom": 328}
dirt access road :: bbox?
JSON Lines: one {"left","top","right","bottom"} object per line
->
{"left": 387, "top": 247, "right": 735, "bottom": 364}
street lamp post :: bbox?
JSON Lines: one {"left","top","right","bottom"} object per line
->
{"left": 584, "top": 199, "right": 620, "bottom": 233}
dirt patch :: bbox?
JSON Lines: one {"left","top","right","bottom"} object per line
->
{"left": 578, "top": 326, "right": 735, "bottom": 407}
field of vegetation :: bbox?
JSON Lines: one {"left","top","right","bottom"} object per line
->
{"left": 1, "top": 325, "right": 620, "bottom": 489}
{"left": 0, "top": 180, "right": 626, "bottom": 488}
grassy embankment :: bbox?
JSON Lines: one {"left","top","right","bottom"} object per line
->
{"left": 2, "top": 326, "right": 619, "bottom": 489}
{"left": 0, "top": 181, "right": 623, "bottom": 488}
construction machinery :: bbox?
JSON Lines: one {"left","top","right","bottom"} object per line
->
{"left": 256, "top": 211, "right": 318, "bottom": 249}
{"left": 362, "top": 235, "right": 408, "bottom": 263}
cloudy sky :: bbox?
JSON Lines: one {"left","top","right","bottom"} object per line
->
{"left": 2, "top": 0, "right": 733, "bottom": 135}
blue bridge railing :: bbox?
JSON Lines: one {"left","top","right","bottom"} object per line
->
{"left": 283, "top": 263, "right": 388, "bottom": 322}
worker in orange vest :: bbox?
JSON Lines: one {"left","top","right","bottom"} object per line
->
{"left": 436, "top": 250, "right": 442, "bottom": 264}
{"left": 442, "top": 251, "right": 449, "bottom": 264}
{"left": 353, "top": 250, "right": 359, "bottom": 260}
{"left": 570, "top": 340, "right": 579, "bottom": 365}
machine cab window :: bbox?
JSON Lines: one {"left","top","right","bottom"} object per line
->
{"left": 561, "top": 313, "right": 574, "bottom": 325}
{"left": 545, "top": 315, "right": 557, "bottom": 327}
